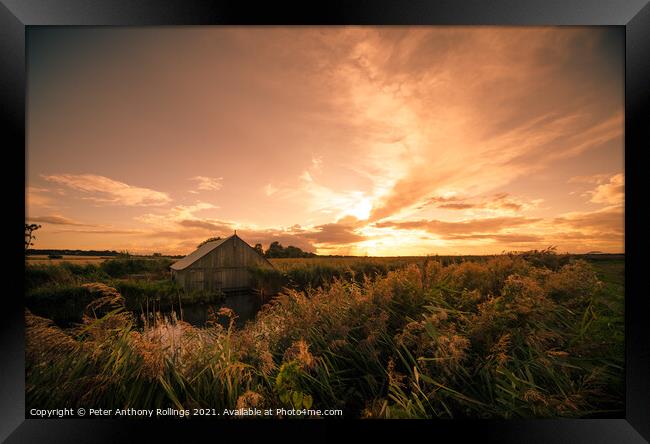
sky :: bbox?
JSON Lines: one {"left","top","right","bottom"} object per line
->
{"left": 26, "top": 27, "right": 624, "bottom": 256}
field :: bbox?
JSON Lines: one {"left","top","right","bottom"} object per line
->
{"left": 26, "top": 255, "right": 112, "bottom": 265}
{"left": 25, "top": 251, "right": 624, "bottom": 419}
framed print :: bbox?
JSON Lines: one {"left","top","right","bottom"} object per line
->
{"left": 2, "top": 0, "right": 649, "bottom": 442}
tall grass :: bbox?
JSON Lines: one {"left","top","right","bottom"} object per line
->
{"left": 26, "top": 276, "right": 223, "bottom": 325}
{"left": 25, "top": 257, "right": 173, "bottom": 291}
{"left": 254, "top": 257, "right": 422, "bottom": 293}
{"left": 26, "top": 253, "right": 624, "bottom": 418}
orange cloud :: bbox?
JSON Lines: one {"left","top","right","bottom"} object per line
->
{"left": 42, "top": 174, "right": 171, "bottom": 206}
{"left": 27, "top": 215, "right": 91, "bottom": 226}
{"left": 424, "top": 193, "right": 532, "bottom": 213}
{"left": 189, "top": 176, "right": 223, "bottom": 192}
{"left": 587, "top": 173, "right": 624, "bottom": 205}
{"left": 568, "top": 173, "right": 612, "bottom": 184}
{"left": 304, "top": 219, "right": 366, "bottom": 246}
{"left": 553, "top": 205, "right": 623, "bottom": 235}
{"left": 177, "top": 219, "right": 232, "bottom": 232}
{"left": 375, "top": 216, "right": 540, "bottom": 238}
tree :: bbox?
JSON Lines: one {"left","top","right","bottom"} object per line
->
{"left": 254, "top": 243, "right": 264, "bottom": 256}
{"left": 264, "top": 241, "right": 316, "bottom": 258}
{"left": 197, "top": 236, "right": 222, "bottom": 248}
{"left": 25, "top": 223, "right": 41, "bottom": 252}
{"left": 266, "top": 241, "right": 285, "bottom": 258}
{"left": 285, "top": 246, "right": 303, "bottom": 257}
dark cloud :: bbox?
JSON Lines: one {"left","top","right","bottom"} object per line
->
{"left": 225, "top": 217, "right": 366, "bottom": 250}
{"left": 304, "top": 221, "right": 366, "bottom": 245}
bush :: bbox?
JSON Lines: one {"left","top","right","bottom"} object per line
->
{"left": 25, "top": 263, "right": 109, "bottom": 291}
{"left": 513, "top": 247, "right": 571, "bottom": 271}
{"left": 26, "top": 284, "right": 98, "bottom": 324}
{"left": 25, "top": 265, "right": 76, "bottom": 291}
{"left": 545, "top": 260, "right": 602, "bottom": 306}
{"left": 99, "top": 257, "right": 173, "bottom": 278}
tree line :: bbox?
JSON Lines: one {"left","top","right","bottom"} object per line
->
{"left": 256, "top": 241, "right": 316, "bottom": 258}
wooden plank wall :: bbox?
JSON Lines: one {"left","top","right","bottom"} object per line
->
{"left": 173, "top": 236, "right": 272, "bottom": 292}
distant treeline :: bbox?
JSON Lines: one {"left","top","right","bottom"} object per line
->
{"left": 26, "top": 249, "right": 185, "bottom": 259}
{"left": 26, "top": 249, "right": 121, "bottom": 257}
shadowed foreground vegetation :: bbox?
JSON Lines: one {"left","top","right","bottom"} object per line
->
{"left": 25, "top": 257, "right": 227, "bottom": 325}
{"left": 25, "top": 251, "right": 624, "bottom": 418}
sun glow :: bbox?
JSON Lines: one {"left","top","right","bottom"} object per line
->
{"left": 354, "top": 225, "right": 442, "bottom": 256}
{"left": 340, "top": 196, "right": 373, "bottom": 221}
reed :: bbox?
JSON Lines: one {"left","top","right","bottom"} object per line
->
{"left": 26, "top": 253, "right": 624, "bottom": 418}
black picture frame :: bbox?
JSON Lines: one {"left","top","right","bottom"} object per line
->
{"left": 3, "top": 1, "right": 648, "bottom": 442}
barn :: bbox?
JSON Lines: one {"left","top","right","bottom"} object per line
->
{"left": 170, "top": 234, "right": 274, "bottom": 293}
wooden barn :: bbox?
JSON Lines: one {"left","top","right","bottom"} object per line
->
{"left": 170, "top": 234, "right": 274, "bottom": 293}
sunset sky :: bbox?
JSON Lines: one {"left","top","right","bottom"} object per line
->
{"left": 26, "top": 27, "right": 624, "bottom": 256}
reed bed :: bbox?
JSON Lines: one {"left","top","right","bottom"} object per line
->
{"left": 26, "top": 253, "right": 623, "bottom": 418}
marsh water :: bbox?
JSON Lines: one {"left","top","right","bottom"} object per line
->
{"left": 140, "top": 291, "right": 269, "bottom": 329}
{"left": 36, "top": 290, "right": 271, "bottom": 330}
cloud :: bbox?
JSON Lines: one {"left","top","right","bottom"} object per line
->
{"left": 135, "top": 197, "right": 369, "bottom": 252}
{"left": 311, "top": 156, "right": 323, "bottom": 171}
{"left": 42, "top": 174, "right": 171, "bottom": 206}
{"left": 26, "top": 186, "right": 56, "bottom": 208}
{"left": 50, "top": 228, "right": 144, "bottom": 235}
{"left": 297, "top": 173, "right": 374, "bottom": 221}
{"left": 26, "top": 215, "right": 91, "bottom": 226}
{"left": 368, "top": 111, "right": 622, "bottom": 222}
{"left": 437, "top": 203, "right": 477, "bottom": 210}
{"left": 427, "top": 193, "right": 529, "bottom": 213}
{"left": 345, "top": 28, "right": 624, "bottom": 222}
{"left": 238, "top": 230, "right": 316, "bottom": 253}
{"left": 190, "top": 176, "right": 223, "bottom": 192}
{"left": 587, "top": 173, "right": 624, "bottom": 205}
{"left": 136, "top": 201, "right": 321, "bottom": 252}
{"left": 172, "top": 218, "right": 365, "bottom": 250}
{"left": 445, "top": 233, "right": 543, "bottom": 243}
{"left": 303, "top": 217, "right": 366, "bottom": 245}
{"left": 568, "top": 173, "right": 611, "bottom": 184}
{"left": 136, "top": 202, "right": 217, "bottom": 226}
{"left": 488, "top": 193, "right": 525, "bottom": 212}
{"left": 553, "top": 205, "right": 623, "bottom": 234}
{"left": 375, "top": 216, "right": 540, "bottom": 238}
{"left": 177, "top": 219, "right": 232, "bottom": 232}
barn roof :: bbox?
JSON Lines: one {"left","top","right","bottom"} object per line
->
{"left": 170, "top": 236, "right": 230, "bottom": 271}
